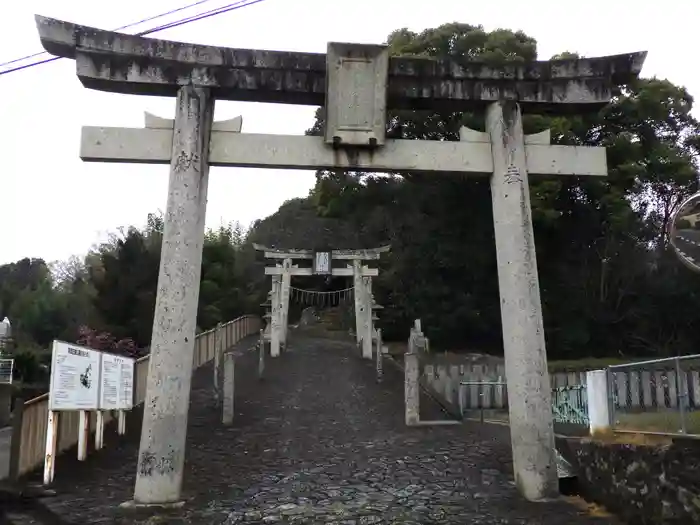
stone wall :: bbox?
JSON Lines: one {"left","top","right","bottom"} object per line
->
{"left": 556, "top": 436, "right": 700, "bottom": 524}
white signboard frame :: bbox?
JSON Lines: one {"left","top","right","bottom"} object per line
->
{"left": 99, "top": 352, "right": 135, "bottom": 411}
{"left": 45, "top": 340, "right": 137, "bottom": 484}
{"left": 49, "top": 341, "right": 101, "bottom": 411}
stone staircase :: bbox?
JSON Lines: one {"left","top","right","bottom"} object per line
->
{"left": 294, "top": 306, "right": 354, "bottom": 340}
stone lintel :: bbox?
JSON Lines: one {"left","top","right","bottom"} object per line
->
{"left": 264, "top": 267, "right": 378, "bottom": 277}
{"left": 80, "top": 127, "right": 608, "bottom": 176}
{"left": 36, "top": 15, "right": 646, "bottom": 112}
{"left": 252, "top": 244, "right": 391, "bottom": 260}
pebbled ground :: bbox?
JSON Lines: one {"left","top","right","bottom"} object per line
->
{"left": 13, "top": 335, "right": 619, "bottom": 524}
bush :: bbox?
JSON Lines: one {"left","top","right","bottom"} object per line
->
{"left": 11, "top": 347, "right": 50, "bottom": 384}
{"left": 76, "top": 326, "right": 145, "bottom": 359}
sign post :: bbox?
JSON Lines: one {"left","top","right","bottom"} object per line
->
{"left": 44, "top": 341, "right": 135, "bottom": 484}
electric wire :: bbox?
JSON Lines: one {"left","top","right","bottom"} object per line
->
{"left": 0, "top": 0, "right": 220, "bottom": 69}
{"left": 0, "top": 0, "right": 267, "bottom": 76}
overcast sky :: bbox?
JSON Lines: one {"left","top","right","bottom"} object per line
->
{"left": 1, "top": 0, "right": 697, "bottom": 265}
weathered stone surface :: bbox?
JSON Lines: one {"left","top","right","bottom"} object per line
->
{"left": 26, "top": 336, "right": 616, "bottom": 523}
{"left": 35, "top": 15, "right": 646, "bottom": 112}
{"left": 558, "top": 436, "right": 700, "bottom": 524}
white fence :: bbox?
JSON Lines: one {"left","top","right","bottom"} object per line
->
{"left": 421, "top": 361, "right": 700, "bottom": 412}
{"left": 6, "top": 315, "right": 261, "bottom": 481}
{"left": 0, "top": 359, "right": 13, "bottom": 384}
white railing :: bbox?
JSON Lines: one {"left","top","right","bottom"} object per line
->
{"left": 0, "top": 359, "right": 13, "bottom": 384}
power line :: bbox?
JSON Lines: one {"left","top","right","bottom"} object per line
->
{"left": 0, "top": 0, "right": 267, "bottom": 77}
{"left": 0, "top": 0, "right": 220, "bottom": 69}
{"left": 1, "top": 56, "right": 60, "bottom": 74}
{"left": 140, "top": 0, "right": 264, "bottom": 34}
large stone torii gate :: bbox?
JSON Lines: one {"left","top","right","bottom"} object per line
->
{"left": 35, "top": 15, "right": 645, "bottom": 505}
{"left": 253, "top": 244, "right": 389, "bottom": 359}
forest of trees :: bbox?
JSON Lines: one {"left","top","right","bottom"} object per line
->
{"left": 2, "top": 22, "right": 700, "bottom": 384}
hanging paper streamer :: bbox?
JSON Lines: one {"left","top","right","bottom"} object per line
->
{"left": 289, "top": 285, "right": 355, "bottom": 309}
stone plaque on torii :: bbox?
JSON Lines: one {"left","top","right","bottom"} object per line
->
{"left": 34, "top": 15, "right": 645, "bottom": 504}
{"left": 253, "top": 244, "right": 389, "bottom": 359}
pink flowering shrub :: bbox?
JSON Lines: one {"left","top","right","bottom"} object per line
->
{"left": 76, "top": 326, "right": 145, "bottom": 359}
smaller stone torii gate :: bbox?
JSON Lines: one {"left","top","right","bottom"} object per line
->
{"left": 253, "top": 244, "right": 389, "bottom": 359}
{"left": 35, "top": 14, "right": 646, "bottom": 505}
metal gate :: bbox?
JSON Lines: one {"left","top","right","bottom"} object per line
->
{"left": 551, "top": 385, "right": 589, "bottom": 425}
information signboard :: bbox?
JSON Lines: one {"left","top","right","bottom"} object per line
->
{"left": 99, "top": 353, "right": 135, "bottom": 410}
{"left": 49, "top": 341, "right": 136, "bottom": 412}
{"left": 49, "top": 341, "right": 101, "bottom": 411}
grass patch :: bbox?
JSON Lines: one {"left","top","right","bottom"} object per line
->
{"left": 563, "top": 496, "right": 617, "bottom": 520}
{"left": 548, "top": 357, "right": 652, "bottom": 372}
{"left": 615, "top": 410, "right": 700, "bottom": 435}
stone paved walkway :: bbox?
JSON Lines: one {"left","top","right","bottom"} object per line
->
{"left": 23, "top": 336, "right": 618, "bottom": 524}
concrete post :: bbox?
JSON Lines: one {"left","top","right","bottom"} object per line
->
{"left": 258, "top": 329, "right": 265, "bottom": 379}
{"left": 280, "top": 258, "right": 292, "bottom": 347}
{"left": 133, "top": 86, "right": 214, "bottom": 505}
{"left": 270, "top": 275, "right": 282, "bottom": 357}
{"left": 586, "top": 369, "right": 611, "bottom": 435}
{"left": 213, "top": 322, "right": 223, "bottom": 404}
{"left": 486, "top": 100, "right": 558, "bottom": 502}
{"left": 375, "top": 328, "right": 383, "bottom": 382}
{"left": 405, "top": 351, "right": 420, "bottom": 425}
{"left": 222, "top": 353, "right": 235, "bottom": 425}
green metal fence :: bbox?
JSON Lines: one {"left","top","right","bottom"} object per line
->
{"left": 551, "top": 385, "right": 589, "bottom": 425}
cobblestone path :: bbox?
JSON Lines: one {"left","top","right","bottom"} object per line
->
{"left": 23, "top": 336, "right": 618, "bottom": 524}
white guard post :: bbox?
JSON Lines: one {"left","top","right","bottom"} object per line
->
{"left": 258, "top": 328, "right": 265, "bottom": 378}
{"left": 95, "top": 410, "right": 105, "bottom": 450}
{"left": 222, "top": 352, "right": 235, "bottom": 425}
{"left": 43, "top": 410, "right": 59, "bottom": 485}
{"left": 78, "top": 410, "right": 90, "bottom": 461}
{"left": 212, "top": 322, "right": 224, "bottom": 404}
{"left": 375, "top": 328, "right": 383, "bottom": 382}
{"left": 586, "top": 369, "right": 611, "bottom": 435}
{"left": 117, "top": 409, "right": 127, "bottom": 435}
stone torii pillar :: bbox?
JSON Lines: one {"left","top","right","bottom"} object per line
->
{"left": 280, "top": 258, "right": 292, "bottom": 347}
{"left": 35, "top": 14, "right": 645, "bottom": 503}
{"left": 352, "top": 260, "right": 374, "bottom": 358}
{"left": 271, "top": 274, "right": 286, "bottom": 357}
{"left": 138, "top": 88, "right": 215, "bottom": 504}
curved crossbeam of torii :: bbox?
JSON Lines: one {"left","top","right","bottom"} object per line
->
{"left": 34, "top": 16, "right": 645, "bottom": 113}
{"left": 254, "top": 244, "right": 390, "bottom": 360}
{"left": 33, "top": 13, "right": 646, "bottom": 505}
{"left": 253, "top": 244, "right": 390, "bottom": 261}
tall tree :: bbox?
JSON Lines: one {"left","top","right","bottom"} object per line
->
{"left": 297, "top": 22, "right": 700, "bottom": 358}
